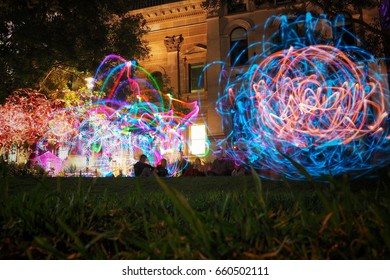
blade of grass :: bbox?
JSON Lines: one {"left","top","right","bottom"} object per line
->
{"left": 154, "top": 174, "right": 211, "bottom": 256}
{"left": 56, "top": 218, "right": 90, "bottom": 259}
{"left": 251, "top": 167, "right": 266, "bottom": 211}
{"left": 34, "top": 237, "right": 68, "bottom": 259}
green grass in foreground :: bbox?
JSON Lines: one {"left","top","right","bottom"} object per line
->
{"left": 1, "top": 170, "right": 390, "bottom": 259}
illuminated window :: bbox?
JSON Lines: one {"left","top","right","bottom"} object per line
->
{"left": 189, "top": 63, "right": 204, "bottom": 92}
{"left": 230, "top": 27, "right": 248, "bottom": 66}
{"left": 190, "top": 125, "right": 206, "bottom": 155}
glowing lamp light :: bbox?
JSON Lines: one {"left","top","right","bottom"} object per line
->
{"left": 58, "top": 147, "right": 69, "bottom": 160}
{"left": 85, "top": 77, "right": 95, "bottom": 90}
{"left": 190, "top": 125, "right": 206, "bottom": 155}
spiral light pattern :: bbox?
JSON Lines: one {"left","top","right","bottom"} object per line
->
{"left": 217, "top": 13, "right": 390, "bottom": 180}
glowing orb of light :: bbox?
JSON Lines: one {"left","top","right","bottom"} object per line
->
{"left": 217, "top": 13, "right": 390, "bottom": 180}
{"left": 252, "top": 45, "right": 387, "bottom": 148}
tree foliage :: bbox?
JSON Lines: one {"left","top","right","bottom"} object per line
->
{"left": 0, "top": 0, "right": 150, "bottom": 101}
{"left": 0, "top": 89, "right": 64, "bottom": 149}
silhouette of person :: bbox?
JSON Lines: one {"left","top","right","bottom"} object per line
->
{"left": 134, "top": 154, "right": 154, "bottom": 177}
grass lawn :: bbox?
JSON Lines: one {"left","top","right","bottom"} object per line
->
{"left": 1, "top": 172, "right": 390, "bottom": 259}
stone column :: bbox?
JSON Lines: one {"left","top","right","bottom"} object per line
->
{"left": 164, "top": 35, "right": 184, "bottom": 99}
{"left": 206, "top": 16, "right": 224, "bottom": 140}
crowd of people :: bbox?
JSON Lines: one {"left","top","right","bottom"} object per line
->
{"left": 133, "top": 151, "right": 248, "bottom": 177}
{"left": 133, "top": 154, "right": 168, "bottom": 177}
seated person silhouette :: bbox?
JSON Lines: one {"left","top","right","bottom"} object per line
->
{"left": 183, "top": 157, "right": 206, "bottom": 176}
{"left": 208, "top": 150, "right": 229, "bottom": 176}
{"left": 156, "top": 158, "right": 169, "bottom": 177}
{"left": 231, "top": 162, "right": 246, "bottom": 176}
{"left": 134, "top": 154, "right": 154, "bottom": 177}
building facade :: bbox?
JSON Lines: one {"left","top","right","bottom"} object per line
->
{"left": 129, "top": 0, "right": 389, "bottom": 159}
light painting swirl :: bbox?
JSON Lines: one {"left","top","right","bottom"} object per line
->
{"left": 217, "top": 13, "right": 390, "bottom": 180}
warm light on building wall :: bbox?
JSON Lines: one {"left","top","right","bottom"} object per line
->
{"left": 85, "top": 77, "right": 94, "bottom": 90}
{"left": 190, "top": 125, "right": 206, "bottom": 155}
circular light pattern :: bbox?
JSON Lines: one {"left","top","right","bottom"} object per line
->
{"left": 252, "top": 45, "right": 387, "bottom": 148}
{"left": 0, "top": 89, "right": 62, "bottom": 147}
{"left": 217, "top": 13, "right": 390, "bottom": 180}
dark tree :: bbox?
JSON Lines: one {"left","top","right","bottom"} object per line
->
{"left": 0, "top": 0, "right": 150, "bottom": 102}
